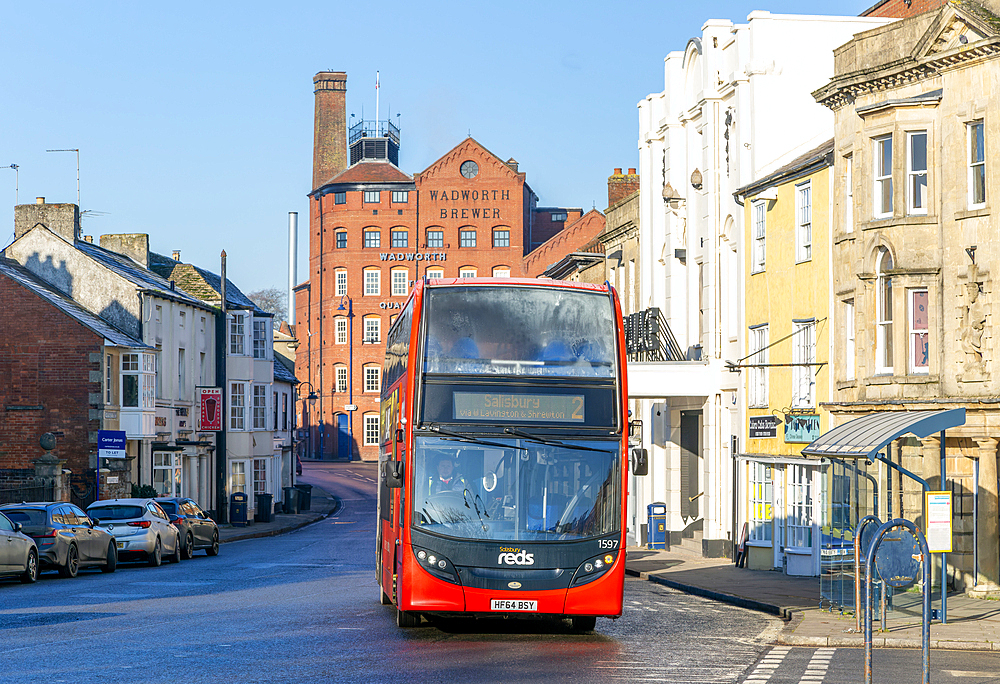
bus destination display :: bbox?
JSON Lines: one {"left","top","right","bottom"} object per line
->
{"left": 453, "top": 392, "right": 585, "bottom": 423}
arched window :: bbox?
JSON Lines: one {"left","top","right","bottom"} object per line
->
{"left": 876, "top": 247, "right": 894, "bottom": 373}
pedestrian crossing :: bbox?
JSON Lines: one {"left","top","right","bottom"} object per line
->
{"left": 741, "top": 647, "right": 836, "bottom": 683}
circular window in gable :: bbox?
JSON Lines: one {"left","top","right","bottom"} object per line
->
{"left": 460, "top": 160, "right": 479, "bottom": 179}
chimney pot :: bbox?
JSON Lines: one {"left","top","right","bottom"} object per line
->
{"left": 628, "top": 168, "right": 636, "bottom": 175}
{"left": 172, "top": 250, "right": 181, "bottom": 261}
{"left": 84, "top": 235, "right": 93, "bottom": 243}
{"left": 36, "top": 197, "right": 45, "bottom": 204}
{"left": 613, "top": 168, "right": 622, "bottom": 175}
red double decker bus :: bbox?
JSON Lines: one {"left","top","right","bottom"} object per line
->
{"left": 377, "top": 278, "right": 641, "bottom": 631}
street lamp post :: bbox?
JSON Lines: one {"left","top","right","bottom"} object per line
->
{"left": 297, "top": 381, "right": 318, "bottom": 460}
{"left": 337, "top": 295, "right": 354, "bottom": 462}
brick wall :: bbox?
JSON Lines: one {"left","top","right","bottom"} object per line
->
{"left": 860, "top": 0, "right": 949, "bottom": 18}
{"left": 523, "top": 210, "right": 608, "bottom": 277}
{"left": 0, "top": 272, "right": 102, "bottom": 475}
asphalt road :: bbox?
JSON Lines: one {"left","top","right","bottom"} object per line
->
{"left": 10, "top": 462, "right": 993, "bottom": 683}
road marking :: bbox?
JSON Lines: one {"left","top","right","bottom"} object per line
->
{"left": 795, "top": 648, "right": 834, "bottom": 684}
{"left": 943, "top": 672, "right": 996, "bottom": 678}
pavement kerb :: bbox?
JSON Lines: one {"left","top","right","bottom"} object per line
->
{"left": 626, "top": 565, "right": 1000, "bottom": 650}
{"left": 219, "top": 495, "right": 342, "bottom": 544}
{"left": 625, "top": 566, "right": 795, "bottom": 621}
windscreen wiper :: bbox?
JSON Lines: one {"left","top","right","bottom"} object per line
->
{"left": 425, "top": 425, "right": 527, "bottom": 451}
{"left": 502, "top": 427, "right": 617, "bottom": 454}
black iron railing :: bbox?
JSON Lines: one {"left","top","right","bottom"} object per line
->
{"left": 349, "top": 119, "right": 400, "bottom": 145}
{"left": 0, "top": 481, "right": 53, "bottom": 505}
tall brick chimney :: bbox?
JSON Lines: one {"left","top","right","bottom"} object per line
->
{"left": 13, "top": 197, "right": 80, "bottom": 243}
{"left": 608, "top": 168, "right": 640, "bottom": 208}
{"left": 312, "top": 71, "right": 348, "bottom": 191}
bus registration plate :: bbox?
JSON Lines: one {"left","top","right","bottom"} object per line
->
{"left": 491, "top": 599, "right": 537, "bottom": 612}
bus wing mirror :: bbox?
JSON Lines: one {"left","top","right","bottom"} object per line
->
{"left": 385, "top": 460, "right": 404, "bottom": 488}
{"left": 631, "top": 448, "right": 649, "bottom": 477}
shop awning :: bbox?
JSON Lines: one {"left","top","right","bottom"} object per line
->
{"left": 800, "top": 408, "right": 966, "bottom": 460}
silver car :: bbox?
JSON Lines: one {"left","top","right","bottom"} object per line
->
{"left": 87, "top": 499, "right": 182, "bottom": 566}
{"left": 0, "top": 511, "right": 38, "bottom": 583}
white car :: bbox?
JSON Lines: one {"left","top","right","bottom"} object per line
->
{"left": 87, "top": 499, "right": 182, "bottom": 566}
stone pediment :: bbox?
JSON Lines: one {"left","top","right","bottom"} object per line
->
{"left": 814, "top": 2, "right": 1000, "bottom": 110}
{"left": 417, "top": 137, "right": 521, "bottom": 183}
{"left": 912, "top": 8, "right": 994, "bottom": 60}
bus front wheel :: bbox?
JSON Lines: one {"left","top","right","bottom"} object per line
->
{"left": 396, "top": 608, "right": 421, "bottom": 628}
{"left": 571, "top": 616, "right": 597, "bottom": 632}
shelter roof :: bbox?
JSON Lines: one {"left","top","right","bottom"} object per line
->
{"left": 801, "top": 408, "right": 966, "bottom": 459}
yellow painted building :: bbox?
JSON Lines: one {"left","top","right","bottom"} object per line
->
{"left": 736, "top": 140, "right": 834, "bottom": 575}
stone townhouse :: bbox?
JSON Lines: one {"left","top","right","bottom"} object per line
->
{"left": 812, "top": 0, "right": 1000, "bottom": 594}
{"left": 149, "top": 252, "right": 281, "bottom": 520}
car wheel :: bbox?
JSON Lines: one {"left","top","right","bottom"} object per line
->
{"left": 206, "top": 531, "right": 220, "bottom": 556}
{"left": 148, "top": 538, "right": 162, "bottom": 567}
{"left": 101, "top": 542, "right": 117, "bottom": 573}
{"left": 168, "top": 533, "right": 182, "bottom": 563}
{"left": 396, "top": 608, "right": 420, "bottom": 628}
{"left": 571, "top": 616, "right": 597, "bottom": 632}
{"left": 20, "top": 549, "right": 39, "bottom": 584}
{"left": 59, "top": 544, "right": 80, "bottom": 578}
{"left": 181, "top": 533, "right": 194, "bottom": 560}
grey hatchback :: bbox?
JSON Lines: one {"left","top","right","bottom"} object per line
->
{"left": 0, "top": 511, "right": 38, "bottom": 583}
{"left": 154, "top": 497, "right": 220, "bottom": 559}
{"left": 0, "top": 502, "right": 117, "bottom": 577}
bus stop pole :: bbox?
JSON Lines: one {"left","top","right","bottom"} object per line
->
{"left": 940, "top": 430, "right": 947, "bottom": 624}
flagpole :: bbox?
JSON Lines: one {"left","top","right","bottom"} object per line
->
{"left": 375, "top": 71, "right": 380, "bottom": 136}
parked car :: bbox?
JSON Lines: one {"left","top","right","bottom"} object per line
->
{"left": 154, "top": 497, "right": 220, "bottom": 559}
{"left": 0, "top": 502, "right": 117, "bottom": 577}
{"left": 0, "top": 511, "right": 38, "bottom": 584}
{"left": 86, "top": 499, "right": 182, "bottom": 566}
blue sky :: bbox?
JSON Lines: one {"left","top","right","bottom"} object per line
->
{"left": 0, "top": 1, "right": 874, "bottom": 294}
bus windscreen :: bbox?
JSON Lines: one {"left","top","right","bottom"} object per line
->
{"left": 413, "top": 435, "right": 620, "bottom": 542}
{"left": 422, "top": 286, "right": 616, "bottom": 377}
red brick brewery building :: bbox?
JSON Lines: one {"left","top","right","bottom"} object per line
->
{"left": 296, "top": 71, "right": 605, "bottom": 461}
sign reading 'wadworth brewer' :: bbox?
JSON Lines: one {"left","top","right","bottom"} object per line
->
{"left": 197, "top": 386, "right": 223, "bottom": 431}
{"left": 453, "top": 392, "right": 585, "bottom": 423}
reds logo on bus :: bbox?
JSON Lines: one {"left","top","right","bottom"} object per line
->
{"left": 498, "top": 548, "right": 535, "bottom": 566}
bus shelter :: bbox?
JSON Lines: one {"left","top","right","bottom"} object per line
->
{"left": 800, "top": 408, "right": 966, "bottom": 615}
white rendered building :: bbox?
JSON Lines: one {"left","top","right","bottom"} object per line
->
{"left": 632, "top": 11, "right": 888, "bottom": 555}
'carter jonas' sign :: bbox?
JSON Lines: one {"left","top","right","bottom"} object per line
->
{"left": 428, "top": 188, "right": 510, "bottom": 220}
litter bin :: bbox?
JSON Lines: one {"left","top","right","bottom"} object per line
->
{"left": 254, "top": 493, "right": 273, "bottom": 523}
{"left": 230, "top": 492, "right": 248, "bottom": 527}
{"left": 294, "top": 483, "right": 313, "bottom": 511}
{"left": 646, "top": 502, "right": 667, "bottom": 549}
{"left": 283, "top": 486, "right": 300, "bottom": 514}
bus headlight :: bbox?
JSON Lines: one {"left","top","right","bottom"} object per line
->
{"left": 412, "top": 545, "right": 461, "bottom": 585}
{"left": 573, "top": 552, "right": 616, "bottom": 586}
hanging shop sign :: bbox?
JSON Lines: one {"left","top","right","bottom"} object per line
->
{"left": 197, "top": 386, "right": 223, "bottom": 431}
{"left": 749, "top": 416, "right": 779, "bottom": 439}
{"left": 784, "top": 414, "right": 821, "bottom": 443}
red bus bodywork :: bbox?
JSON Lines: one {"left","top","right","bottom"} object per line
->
{"left": 377, "top": 278, "right": 630, "bottom": 626}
